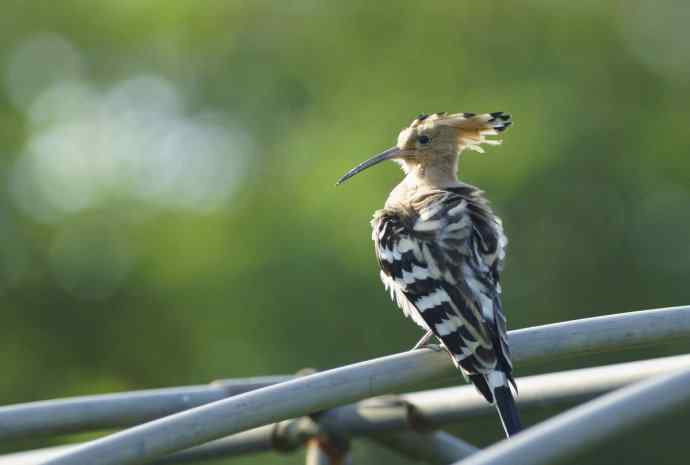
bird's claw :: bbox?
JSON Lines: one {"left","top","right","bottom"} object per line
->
{"left": 409, "top": 343, "right": 443, "bottom": 352}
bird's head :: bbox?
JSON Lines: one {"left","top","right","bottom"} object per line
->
{"left": 336, "top": 112, "right": 511, "bottom": 185}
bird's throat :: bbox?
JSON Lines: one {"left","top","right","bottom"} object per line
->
{"left": 401, "top": 157, "right": 460, "bottom": 190}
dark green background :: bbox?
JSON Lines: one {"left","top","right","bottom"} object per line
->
{"left": 1, "top": 1, "right": 689, "bottom": 463}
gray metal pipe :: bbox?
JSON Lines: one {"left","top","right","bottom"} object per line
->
{"left": 0, "top": 376, "right": 292, "bottom": 441}
{"left": 1, "top": 353, "right": 689, "bottom": 465}
{"left": 453, "top": 366, "right": 690, "bottom": 465}
{"left": 28, "top": 306, "right": 690, "bottom": 465}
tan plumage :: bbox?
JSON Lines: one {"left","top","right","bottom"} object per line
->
{"left": 337, "top": 111, "right": 522, "bottom": 437}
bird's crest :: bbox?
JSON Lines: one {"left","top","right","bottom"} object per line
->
{"left": 407, "top": 111, "right": 512, "bottom": 154}
{"left": 336, "top": 111, "right": 512, "bottom": 185}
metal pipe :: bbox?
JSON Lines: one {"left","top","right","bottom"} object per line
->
{"left": 0, "top": 376, "right": 292, "bottom": 441}
{"left": 2, "top": 353, "right": 689, "bottom": 465}
{"left": 453, "top": 366, "right": 690, "bottom": 465}
{"left": 30, "top": 306, "right": 690, "bottom": 465}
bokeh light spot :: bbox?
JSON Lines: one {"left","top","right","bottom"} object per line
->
{"left": 5, "top": 33, "right": 84, "bottom": 111}
{"left": 9, "top": 67, "right": 252, "bottom": 221}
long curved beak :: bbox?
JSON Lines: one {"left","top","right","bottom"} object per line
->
{"left": 336, "top": 146, "right": 400, "bottom": 185}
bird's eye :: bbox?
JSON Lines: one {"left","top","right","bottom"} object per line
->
{"left": 418, "top": 135, "right": 431, "bottom": 145}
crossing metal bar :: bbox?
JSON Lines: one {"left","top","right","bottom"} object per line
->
{"left": 0, "top": 304, "right": 684, "bottom": 441}
{"left": 0, "top": 429, "right": 475, "bottom": 465}
{"left": 3, "top": 353, "right": 688, "bottom": 445}
{"left": 0, "top": 376, "right": 292, "bottom": 441}
{"left": 313, "top": 353, "right": 690, "bottom": 436}
{"left": 453, "top": 366, "right": 690, "bottom": 465}
{"left": 400, "top": 352, "right": 690, "bottom": 423}
{"left": 0, "top": 424, "right": 291, "bottom": 465}
{"left": 1, "top": 353, "right": 689, "bottom": 465}
{"left": 28, "top": 306, "right": 690, "bottom": 465}
{"left": 508, "top": 305, "right": 690, "bottom": 363}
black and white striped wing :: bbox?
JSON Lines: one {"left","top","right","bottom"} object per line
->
{"left": 372, "top": 189, "right": 511, "bottom": 381}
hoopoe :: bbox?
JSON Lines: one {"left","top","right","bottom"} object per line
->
{"left": 337, "top": 112, "right": 521, "bottom": 437}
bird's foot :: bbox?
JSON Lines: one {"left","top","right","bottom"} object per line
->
{"left": 410, "top": 330, "right": 435, "bottom": 350}
{"left": 421, "top": 343, "right": 444, "bottom": 352}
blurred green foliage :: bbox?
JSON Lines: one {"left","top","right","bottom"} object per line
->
{"left": 1, "top": 1, "right": 689, "bottom": 463}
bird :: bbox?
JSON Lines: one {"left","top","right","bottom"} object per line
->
{"left": 336, "top": 111, "right": 522, "bottom": 438}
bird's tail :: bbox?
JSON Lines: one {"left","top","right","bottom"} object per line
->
{"left": 494, "top": 384, "right": 522, "bottom": 437}
{"left": 488, "top": 371, "right": 522, "bottom": 438}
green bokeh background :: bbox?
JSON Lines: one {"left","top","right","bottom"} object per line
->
{"left": 1, "top": 1, "right": 689, "bottom": 464}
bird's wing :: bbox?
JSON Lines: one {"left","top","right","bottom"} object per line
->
{"left": 372, "top": 188, "right": 511, "bottom": 378}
